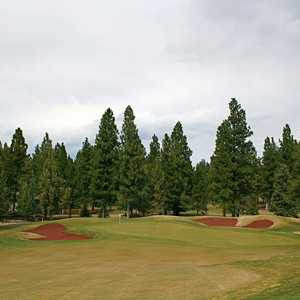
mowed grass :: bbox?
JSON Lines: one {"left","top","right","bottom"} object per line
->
{"left": 0, "top": 216, "right": 300, "bottom": 300}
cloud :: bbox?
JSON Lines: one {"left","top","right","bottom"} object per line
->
{"left": 0, "top": 0, "right": 299, "bottom": 163}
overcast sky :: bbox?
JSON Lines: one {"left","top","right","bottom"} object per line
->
{"left": 0, "top": 0, "right": 299, "bottom": 163}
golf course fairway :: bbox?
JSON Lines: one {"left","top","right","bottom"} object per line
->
{"left": 1, "top": 216, "right": 300, "bottom": 299}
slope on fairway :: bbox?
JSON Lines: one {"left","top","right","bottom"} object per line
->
{"left": 0, "top": 216, "right": 300, "bottom": 300}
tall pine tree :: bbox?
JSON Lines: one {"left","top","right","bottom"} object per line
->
{"left": 8, "top": 128, "right": 28, "bottom": 212}
{"left": 271, "top": 164, "right": 297, "bottom": 217}
{"left": 146, "top": 135, "right": 164, "bottom": 213}
{"left": 192, "top": 160, "right": 209, "bottom": 215}
{"left": 91, "top": 108, "right": 119, "bottom": 218}
{"left": 118, "top": 106, "right": 148, "bottom": 217}
{"left": 75, "top": 138, "right": 93, "bottom": 217}
{"left": 210, "top": 120, "right": 234, "bottom": 216}
{"left": 160, "top": 134, "right": 173, "bottom": 214}
{"left": 261, "top": 137, "right": 281, "bottom": 209}
{"left": 0, "top": 142, "right": 9, "bottom": 219}
{"left": 280, "top": 124, "right": 296, "bottom": 172}
{"left": 17, "top": 158, "right": 39, "bottom": 219}
{"left": 37, "top": 134, "right": 61, "bottom": 219}
{"left": 210, "top": 99, "right": 257, "bottom": 217}
{"left": 287, "top": 143, "right": 300, "bottom": 216}
{"left": 168, "top": 122, "right": 193, "bottom": 215}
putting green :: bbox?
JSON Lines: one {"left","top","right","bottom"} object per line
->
{"left": 0, "top": 216, "right": 300, "bottom": 299}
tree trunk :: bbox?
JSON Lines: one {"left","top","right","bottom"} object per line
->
{"left": 222, "top": 207, "right": 226, "bottom": 217}
{"left": 68, "top": 206, "right": 72, "bottom": 218}
{"left": 127, "top": 202, "right": 130, "bottom": 219}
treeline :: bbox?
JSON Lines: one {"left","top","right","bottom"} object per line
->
{"left": 0, "top": 99, "right": 299, "bottom": 220}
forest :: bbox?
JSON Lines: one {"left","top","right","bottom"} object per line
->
{"left": 0, "top": 98, "right": 299, "bottom": 220}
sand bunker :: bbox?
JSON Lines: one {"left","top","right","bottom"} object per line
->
{"left": 196, "top": 217, "right": 273, "bottom": 229}
{"left": 24, "top": 223, "right": 90, "bottom": 240}
{"left": 196, "top": 217, "right": 238, "bottom": 227}
{"left": 244, "top": 219, "right": 274, "bottom": 229}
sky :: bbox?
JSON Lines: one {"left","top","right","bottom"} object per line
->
{"left": 0, "top": 0, "right": 299, "bottom": 163}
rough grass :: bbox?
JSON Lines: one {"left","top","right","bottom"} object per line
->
{"left": 0, "top": 216, "right": 300, "bottom": 299}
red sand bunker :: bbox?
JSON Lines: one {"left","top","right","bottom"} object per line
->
{"left": 245, "top": 220, "right": 274, "bottom": 229}
{"left": 196, "top": 217, "right": 273, "bottom": 229}
{"left": 24, "top": 223, "right": 90, "bottom": 240}
{"left": 196, "top": 217, "right": 238, "bottom": 227}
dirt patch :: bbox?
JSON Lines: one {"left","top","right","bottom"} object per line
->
{"left": 24, "top": 223, "right": 90, "bottom": 240}
{"left": 196, "top": 217, "right": 238, "bottom": 227}
{"left": 244, "top": 220, "right": 274, "bottom": 229}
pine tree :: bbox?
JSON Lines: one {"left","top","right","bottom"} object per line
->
{"left": 160, "top": 134, "right": 172, "bottom": 214}
{"left": 168, "top": 122, "right": 193, "bottom": 215}
{"left": 62, "top": 186, "right": 72, "bottom": 218}
{"left": 54, "top": 143, "right": 69, "bottom": 182}
{"left": 271, "top": 164, "right": 297, "bottom": 217}
{"left": 192, "top": 160, "right": 209, "bottom": 215}
{"left": 0, "top": 142, "right": 9, "bottom": 219}
{"left": 287, "top": 143, "right": 300, "bottom": 216}
{"left": 75, "top": 138, "right": 93, "bottom": 216}
{"left": 280, "top": 124, "right": 296, "bottom": 172}
{"left": 210, "top": 119, "right": 234, "bottom": 216}
{"left": 118, "top": 106, "right": 148, "bottom": 217}
{"left": 0, "top": 172, "right": 9, "bottom": 220}
{"left": 91, "top": 108, "right": 119, "bottom": 218}
{"left": 32, "top": 133, "right": 52, "bottom": 195}
{"left": 261, "top": 137, "right": 281, "bottom": 209}
{"left": 37, "top": 134, "right": 61, "bottom": 219}
{"left": 17, "top": 158, "right": 39, "bottom": 220}
{"left": 52, "top": 143, "right": 70, "bottom": 214}
{"left": 8, "top": 128, "right": 28, "bottom": 212}
{"left": 146, "top": 135, "right": 164, "bottom": 213}
{"left": 210, "top": 99, "right": 257, "bottom": 217}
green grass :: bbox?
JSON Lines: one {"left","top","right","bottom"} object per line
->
{"left": 0, "top": 216, "right": 300, "bottom": 299}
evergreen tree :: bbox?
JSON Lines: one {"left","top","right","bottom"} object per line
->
{"left": 62, "top": 186, "right": 72, "bottom": 218}
{"left": 261, "top": 137, "right": 281, "bottom": 209}
{"left": 0, "top": 142, "right": 9, "bottom": 219}
{"left": 192, "top": 160, "right": 209, "bottom": 215}
{"left": 210, "top": 120, "right": 234, "bottom": 216}
{"left": 160, "top": 134, "right": 173, "bottom": 214}
{"left": 31, "top": 145, "right": 42, "bottom": 201}
{"left": 8, "top": 128, "right": 28, "bottom": 212}
{"left": 54, "top": 143, "right": 69, "bottom": 182}
{"left": 168, "top": 122, "right": 193, "bottom": 215}
{"left": 287, "top": 143, "right": 300, "bottom": 216}
{"left": 279, "top": 124, "right": 296, "bottom": 172}
{"left": 118, "top": 106, "right": 148, "bottom": 217}
{"left": 37, "top": 134, "right": 61, "bottom": 219}
{"left": 32, "top": 133, "right": 52, "bottom": 196}
{"left": 17, "top": 158, "right": 39, "bottom": 219}
{"left": 146, "top": 135, "right": 164, "bottom": 213}
{"left": 210, "top": 99, "right": 257, "bottom": 217}
{"left": 91, "top": 108, "right": 119, "bottom": 217}
{"left": 271, "top": 164, "right": 297, "bottom": 217}
{"left": 52, "top": 143, "right": 70, "bottom": 214}
{"left": 0, "top": 171, "right": 9, "bottom": 220}
{"left": 75, "top": 138, "right": 93, "bottom": 216}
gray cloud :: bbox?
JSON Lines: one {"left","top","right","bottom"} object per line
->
{"left": 0, "top": 0, "right": 299, "bottom": 163}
